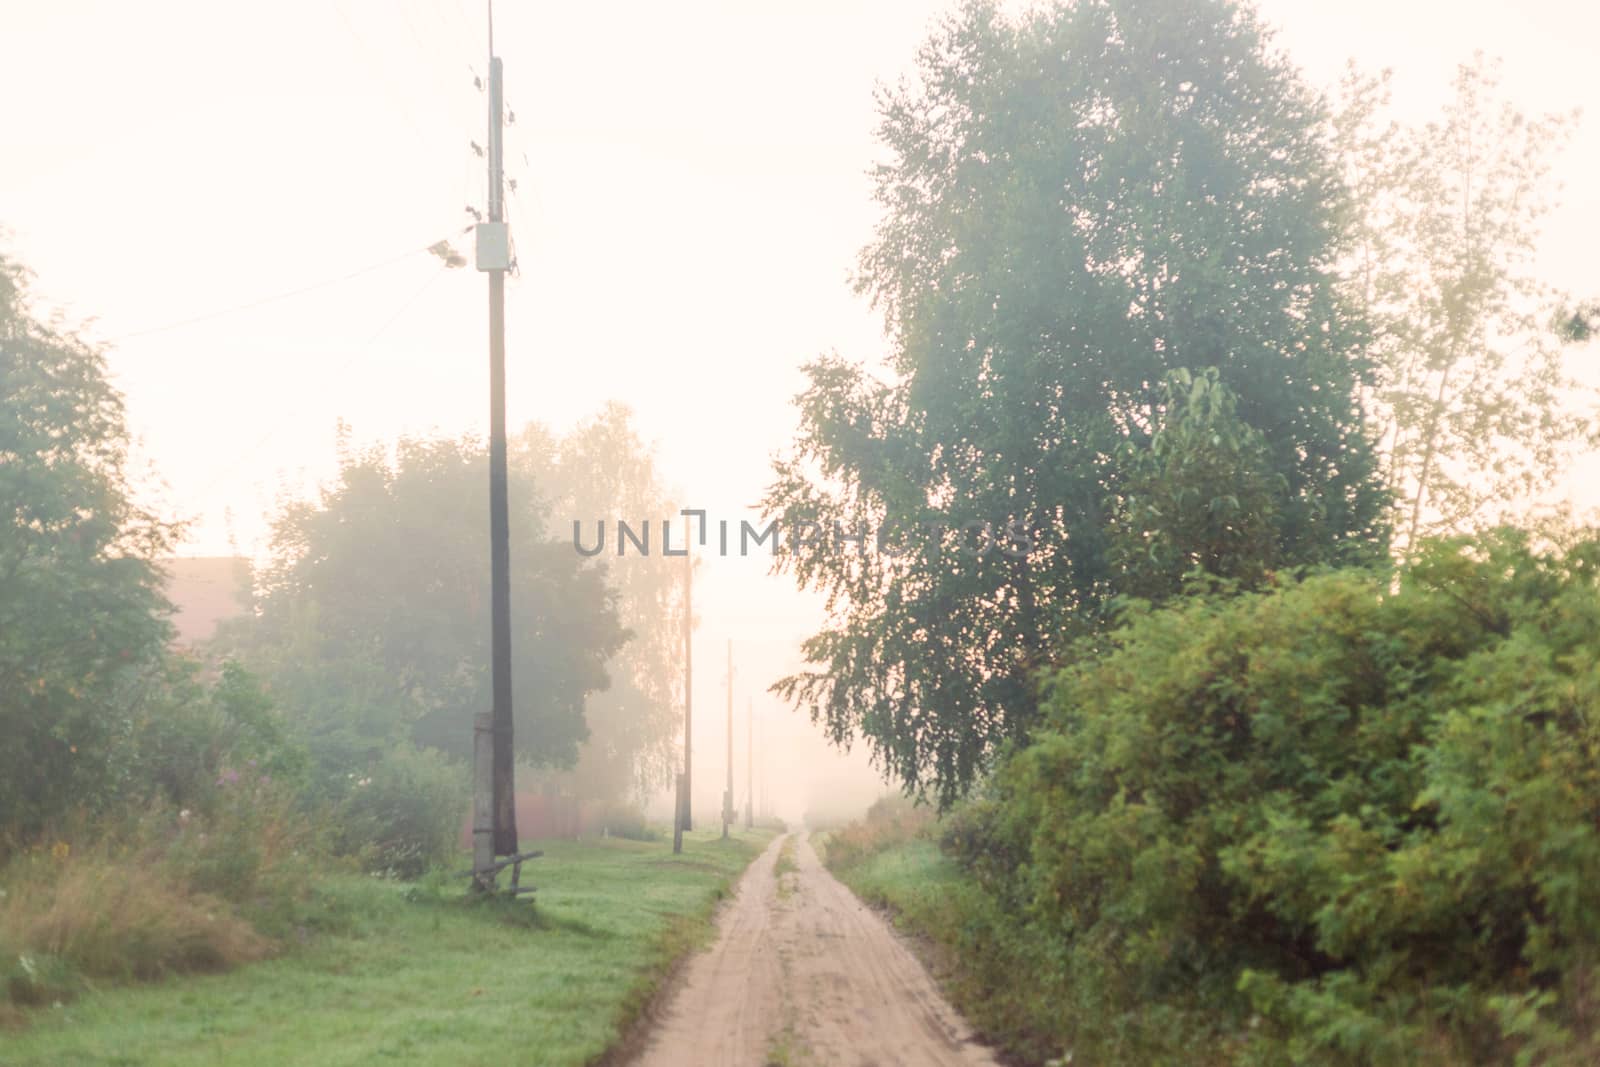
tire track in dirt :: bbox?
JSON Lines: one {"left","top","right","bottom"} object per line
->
{"left": 631, "top": 831, "right": 998, "bottom": 1067}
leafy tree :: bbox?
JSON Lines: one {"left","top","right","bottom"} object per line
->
{"left": 520, "top": 403, "right": 684, "bottom": 807}
{"left": 332, "top": 741, "right": 467, "bottom": 878}
{"left": 125, "top": 656, "right": 308, "bottom": 813}
{"left": 1107, "top": 367, "right": 1287, "bottom": 599}
{"left": 0, "top": 252, "right": 176, "bottom": 840}
{"left": 229, "top": 434, "right": 629, "bottom": 782}
{"left": 954, "top": 527, "right": 1600, "bottom": 1063}
{"left": 1554, "top": 300, "right": 1600, "bottom": 345}
{"left": 765, "top": 0, "right": 1390, "bottom": 805}
{"left": 1334, "top": 57, "right": 1594, "bottom": 553}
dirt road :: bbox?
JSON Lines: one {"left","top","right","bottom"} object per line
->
{"left": 631, "top": 831, "right": 999, "bottom": 1067}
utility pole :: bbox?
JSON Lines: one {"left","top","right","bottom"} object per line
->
{"left": 683, "top": 544, "right": 693, "bottom": 828}
{"left": 674, "top": 540, "right": 693, "bottom": 854}
{"left": 723, "top": 639, "right": 733, "bottom": 840}
{"left": 745, "top": 698, "right": 753, "bottom": 830}
{"left": 473, "top": 4, "right": 517, "bottom": 886}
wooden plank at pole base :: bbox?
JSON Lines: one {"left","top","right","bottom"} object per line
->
{"left": 455, "top": 850, "right": 544, "bottom": 879}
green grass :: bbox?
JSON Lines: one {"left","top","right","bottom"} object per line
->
{"left": 773, "top": 837, "right": 798, "bottom": 880}
{"left": 829, "top": 837, "right": 1069, "bottom": 1066}
{"left": 763, "top": 1022, "right": 810, "bottom": 1066}
{"left": 0, "top": 829, "right": 771, "bottom": 1067}
{"left": 772, "top": 836, "right": 798, "bottom": 901}
{"left": 833, "top": 837, "right": 962, "bottom": 914}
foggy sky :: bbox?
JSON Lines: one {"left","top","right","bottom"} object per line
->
{"left": 4, "top": 0, "right": 1597, "bottom": 821}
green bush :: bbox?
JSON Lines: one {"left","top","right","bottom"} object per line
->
{"left": 822, "top": 794, "right": 934, "bottom": 870}
{"left": 0, "top": 252, "right": 178, "bottom": 845}
{"left": 3, "top": 949, "right": 84, "bottom": 1007}
{"left": 0, "top": 786, "right": 325, "bottom": 1011}
{"left": 953, "top": 529, "right": 1600, "bottom": 1064}
{"left": 125, "top": 658, "right": 309, "bottom": 815}
{"left": 597, "top": 804, "right": 660, "bottom": 842}
{"left": 333, "top": 743, "right": 467, "bottom": 878}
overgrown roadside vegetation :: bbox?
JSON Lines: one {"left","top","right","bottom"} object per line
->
{"left": 830, "top": 533, "right": 1600, "bottom": 1065}
{"left": 777, "top": 2, "right": 1600, "bottom": 1064}
{"left": 1, "top": 210, "right": 719, "bottom": 1059}
{"left": 1, "top": 829, "right": 770, "bottom": 1065}
{"left": 821, "top": 799, "right": 1066, "bottom": 1065}
{"left": 1, "top": 781, "right": 321, "bottom": 1024}
{"left": 827, "top": 832, "right": 1056, "bottom": 1063}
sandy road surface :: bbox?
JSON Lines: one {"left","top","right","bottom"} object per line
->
{"left": 631, "top": 831, "right": 999, "bottom": 1067}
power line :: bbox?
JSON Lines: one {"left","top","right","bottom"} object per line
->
{"left": 113, "top": 235, "right": 463, "bottom": 342}
{"left": 396, "top": 0, "right": 479, "bottom": 144}
{"left": 332, "top": 0, "right": 486, "bottom": 255}
{"left": 330, "top": 0, "right": 434, "bottom": 149}
{"left": 428, "top": 0, "right": 480, "bottom": 79}
{"left": 184, "top": 261, "right": 453, "bottom": 506}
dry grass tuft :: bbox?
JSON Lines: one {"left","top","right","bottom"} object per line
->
{"left": 0, "top": 785, "right": 317, "bottom": 1012}
{"left": 818, "top": 794, "right": 934, "bottom": 870}
{"left": 2, "top": 855, "right": 271, "bottom": 987}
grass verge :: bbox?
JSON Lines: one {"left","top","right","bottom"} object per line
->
{"left": 1, "top": 787, "right": 322, "bottom": 1017}
{"left": 824, "top": 804, "right": 1069, "bottom": 1066}
{"left": 0, "top": 828, "right": 771, "bottom": 1066}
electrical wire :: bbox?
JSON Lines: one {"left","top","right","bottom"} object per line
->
{"left": 184, "top": 261, "right": 454, "bottom": 506}
{"left": 428, "top": 0, "right": 481, "bottom": 80}
{"left": 113, "top": 235, "right": 463, "bottom": 342}
{"left": 330, "top": 0, "right": 434, "bottom": 149}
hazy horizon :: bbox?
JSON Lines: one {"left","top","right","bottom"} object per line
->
{"left": 6, "top": 0, "right": 1598, "bottom": 823}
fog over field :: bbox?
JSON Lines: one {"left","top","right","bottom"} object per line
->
{"left": 4, "top": 0, "right": 1598, "bottom": 827}
{"left": 11, "top": 1, "right": 1600, "bottom": 1063}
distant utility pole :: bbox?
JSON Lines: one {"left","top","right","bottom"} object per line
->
{"left": 745, "top": 698, "right": 753, "bottom": 830}
{"left": 683, "top": 544, "right": 694, "bottom": 830}
{"left": 473, "top": 5, "right": 518, "bottom": 888}
{"left": 674, "top": 542, "right": 693, "bottom": 854}
{"left": 723, "top": 639, "right": 734, "bottom": 840}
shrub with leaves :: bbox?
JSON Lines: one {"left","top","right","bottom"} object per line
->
{"left": 595, "top": 804, "right": 660, "bottom": 842}
{"left": 822, "top": 794, "right": 935, "bottom": 871}
{"left": 1108, "top": 368, "right": 1289, "bottom": 601}
{"left": 125, "top": 658, "right": 308, "bottom": 815}
{"left": 333, "top": 743, "right": 467, "bottom": 878}
{"left": 955, "top": 528, "right": 1600, "bottom": 1064}
{"left": 0, "top": 253, "right": 176, "bottom": 844}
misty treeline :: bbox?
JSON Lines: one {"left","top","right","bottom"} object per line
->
{"left": 0, "top": 218, "right": 683, "bottom": 876}
{"left": 0, "top": 223, "right": 686, "bottom": 1010}
{"left": 2, "top": 251, "right": 323, "bottom": 1001}
{"left": 218, "top": 407, "right": 685, "bottom": 833}
{"left": 771, "top": 0, "right": 1600, "bottom": 1062}
{"left": 770, "top": 2, "right": 1594, "bottom": 806}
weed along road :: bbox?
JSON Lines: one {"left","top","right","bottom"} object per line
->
{"left": 631, "top": 832, "right": 999, "bottom": 1067}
